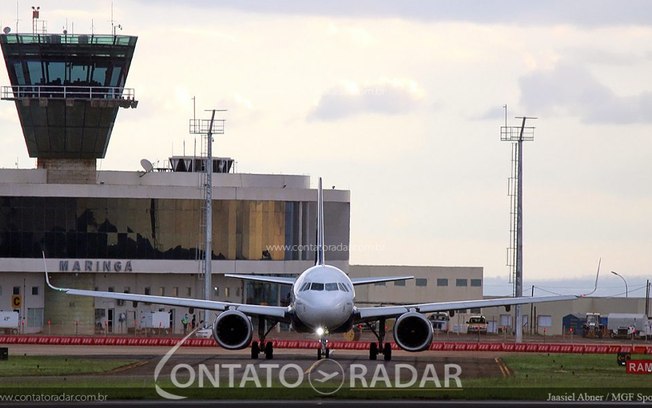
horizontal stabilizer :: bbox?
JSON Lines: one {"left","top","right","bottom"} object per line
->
{"left": 224, "top": 274, "right": 297, "bottom": 285}
{"left": 350, "top": 276, "right": 414, "bottom": 286}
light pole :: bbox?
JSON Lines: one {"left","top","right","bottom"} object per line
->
{"left": 610, "top": 271, "right": 628, "bottom": 298}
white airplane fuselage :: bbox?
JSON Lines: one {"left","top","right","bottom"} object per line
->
{"left": 291, "top": 264, "right": 355, "bottom": 333}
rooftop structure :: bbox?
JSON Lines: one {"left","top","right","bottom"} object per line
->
{"left": 0, "top": 33, "right": 137, "bottom": 175}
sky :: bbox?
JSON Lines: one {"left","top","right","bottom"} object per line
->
{"left": 1, "top": 1, "right": 651, "bottom": 297}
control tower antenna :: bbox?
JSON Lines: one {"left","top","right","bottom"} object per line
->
{"left": 15, "top": 1, "right": 20, "bottom": 33}
{"left": 500, "top": 112, "right": 536, "bottom": 344}
{"left": 189, "top": 109, "right": 226, "bottom": 328}
{"left": 31, "top": 6, "right": 40, "bottom": 35}
{"left": 110, "top": 1, "right": 122, "bottom": 35}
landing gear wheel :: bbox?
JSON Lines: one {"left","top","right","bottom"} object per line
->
{"left": 369, "top": 342, "right": 378, "bottom": 360}
{"left": 265, "top": 341, "right": 274, "bottom": 359}
{"left": 251, "top": 341, "right": 260, "bottom": 359}
{"left": 383, "top": 342, "right": 392, "bottom": 361}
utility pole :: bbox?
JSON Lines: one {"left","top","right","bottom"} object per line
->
{"left": 501, "top": 112, "right": 537, "bottom": 344}
{"left": 645, "top": 279, "right": 650, "bottom": 317}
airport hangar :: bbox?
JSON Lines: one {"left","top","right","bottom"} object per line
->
{"left": 0, "top": 30, "right": 487, "bottom": 336}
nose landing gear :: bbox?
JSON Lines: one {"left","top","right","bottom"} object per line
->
{"left": 316, "top": 327, "right": 330, "bottom": 359}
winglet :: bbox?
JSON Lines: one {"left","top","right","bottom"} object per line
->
{"left": 42, "top": 251, "right": 65, "bottom": 292}
{"left": 580, "top": 257, "right": 601, "bottom": 297}
{"left": 315, "top": 177, "right": 325, "bottom": 266}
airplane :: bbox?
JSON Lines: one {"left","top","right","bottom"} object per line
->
{"left": 44, "top": 178, "right": 578, "bottom": 361}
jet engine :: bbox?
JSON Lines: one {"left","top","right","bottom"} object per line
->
{"left": 212, "top": 310, "right": 253, "bottom": 350}
{"left": 393, "top": 311, "right": 433, "bottom": 352}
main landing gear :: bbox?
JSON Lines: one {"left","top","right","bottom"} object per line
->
{"left": 251, "top": 318, "right": 278, "bottom": 360}
{"left": 367, "top": 318, "right": 392, "bottom": 361}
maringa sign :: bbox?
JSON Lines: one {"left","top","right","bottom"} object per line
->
{"left": 58, "top": 260, "right": 133, "bottom": 273}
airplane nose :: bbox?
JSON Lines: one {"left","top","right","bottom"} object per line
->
{"left": 300, "top": 292, "right": 349, "bottom": 330}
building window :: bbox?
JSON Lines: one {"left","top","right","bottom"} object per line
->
{"left": 456, "top": 279, "right": 468, "bottom": 287}
{"left": 470, "top": 308, "right": 481, "bottom": 314}
{"left": 374, "top": 282, "right": 386, "bottom": 286}
{"left": 13, "top": 286, "right": 20, "bottom": 295}
{"left": 0, "top": 286, "right": 3, "bottom": 295}
{"left": 159, "top": 287, "right": 165, "bottom": 296}
{"left": 124, "top": 287, "right": 130, "bottom": 293}
{"left": 394, "top": 280, "right": 405, "bottom": 287}
{"left": 437, "top": 278, "right": 448, "bottom": 287}
{"left": 31, "top": 286, "right": 39, "bottom": 296}
{"left": 108, "top": 287, "right": 114, "bottom": 292}
{"left": 144, "top": 287, "right": 151, "bottom": 295}
{"left": 224, "top": 287, "right": 230, "bottom": 297}
{"left": 213, "top": 287, "right": 219, "bottom": 296}
{"left": 187, "top": 287, "right": 192, "bottom": 297}
{"left": 415, "top": 278, "right": 427, "bottom": 287}
{"left": 470, "top": 279, "right": 482, "bottom": 287}
{"left": 173, "top": 287, "right": 179, "bottom": 297}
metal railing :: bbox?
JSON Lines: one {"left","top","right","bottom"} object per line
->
{"left": 0, "top": 33, "right": 136, "bottom": 47}
{"left": 1, "top": 85, "right": 136, "bottom": 101}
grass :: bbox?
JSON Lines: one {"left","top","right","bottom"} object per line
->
{"left": 0, "top": 356, "right": 138, "bottom": 377}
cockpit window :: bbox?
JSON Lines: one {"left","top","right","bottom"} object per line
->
{"left": 325, "top": 283, "right": 338, "bottom": 291}
{"left": 310, "top": 282, "right": 324, "bottom": 291}
{"left": 300, "top": 282, "right": 311, "bottom": 291}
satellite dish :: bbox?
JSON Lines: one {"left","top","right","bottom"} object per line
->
{"left": 140, "top": 159, "right": 154, "bottom": 173}
{"left": 3, "top": 27, "right": 11, "bottom": 35}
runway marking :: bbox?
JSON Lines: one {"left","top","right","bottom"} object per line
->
{"left": 105, "top": 360, "right": 149, "bottom": 374}
{"left": 495, "top": 357, "right": 511, "bottom": 377}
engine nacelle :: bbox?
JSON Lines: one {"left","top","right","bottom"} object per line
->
{"left": 212, "top": 310, "right": 253, "bottom": 350}
{"left": 393, "top": 312, "right": 433, "bottom": 352}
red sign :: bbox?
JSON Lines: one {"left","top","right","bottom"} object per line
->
{"left": 626, "top": 360, "right": 652, "bottom": 374}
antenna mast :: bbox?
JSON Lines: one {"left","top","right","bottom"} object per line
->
{"left": 189, "top": 109, "right": 226, "bottom": 328}
{"left": 501, "top": 112, "right": 537, "bottom": 344}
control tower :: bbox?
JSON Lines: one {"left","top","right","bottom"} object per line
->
{"left": 0, "top": 32, "right": 138, "bottom": 182}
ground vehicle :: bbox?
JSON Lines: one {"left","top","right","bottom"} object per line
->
{"left": 582, "top": 312, "right": 607, "bottom": 338}
{"left": 139, "top": 311, "right": 171, "bottom": 335}
{"left": 0, "top": 311, "right": 19, "bottom": 334}
{"left": 607, "top": 313, "right": 650, "bottom": 339}
{"left": 466, "top": 315, "right": 488, "bottom": 334}
{"left": 428, "top": 312, "right": 449, "bottom": 332}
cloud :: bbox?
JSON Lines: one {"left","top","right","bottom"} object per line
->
{"left": 132, "top": 0, "right": 652, "bottom": 27}
{"left": 309, "top": 79, "right": 425, "bottom": 121}
{"left": 519, "top": 63, "right": 652, "bottom": 124}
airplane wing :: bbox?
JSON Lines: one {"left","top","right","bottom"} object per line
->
{"left": 44, "top": 268, "right": 289, "bottom": 321}
{"left": 224, "top": 274, "right": 296, "bottom": 285}
{"left": 355, "top": 294, "right": 578, "bottom": 321}
{"left": 350, "top": 276, "right": 414, "bottom": 286}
